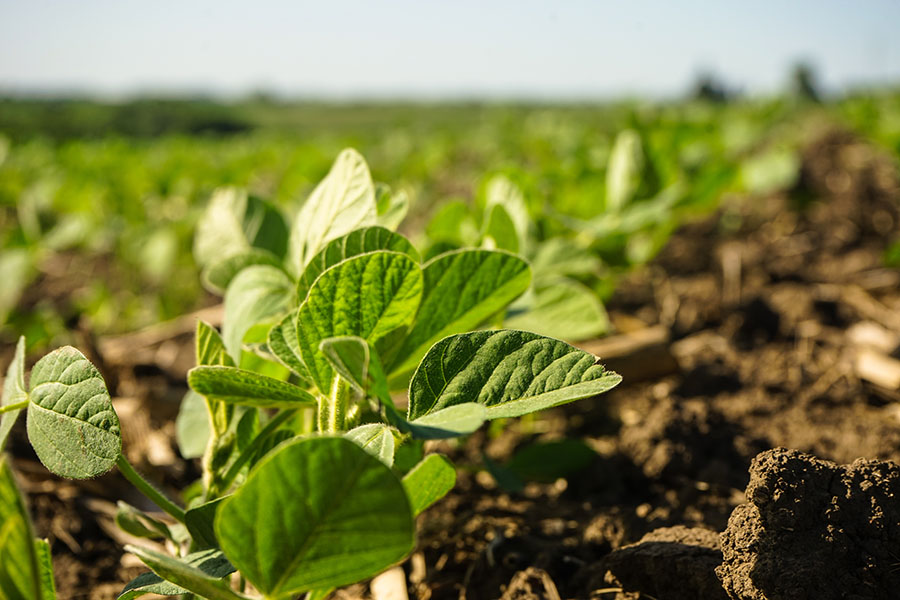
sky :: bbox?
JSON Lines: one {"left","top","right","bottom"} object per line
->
{"left": 1, "top": 0, "right": 898, "bottom": 99}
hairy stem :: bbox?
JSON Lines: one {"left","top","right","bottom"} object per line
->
{"left": 116, "top": 454, "right": 186, "bottom": 522}
{"left": 318, "top": 375, "right": 349, "bottom": 433}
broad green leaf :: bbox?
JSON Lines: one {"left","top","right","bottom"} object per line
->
{"left": 319, "top": 336, "right": 391, "bottom": 406}
{"left": 296, "top": 227, "right": 419, "bottom": 302}
{"left": 216, "top": 436, "right": 414, "bottom": 596}
{"left": 505, "top": 279, "right": 609, "bottom": 342}
{"left": 188, "top": 366, "right": 316, "bottom": 408}
{"left": 1, "top": 336, "right": 27, "bottom": 451}
{"left": 222, "top": 265, "right": 292, "bottom": 362}
{"left": 122, "top": 547, "right": 241, "bottom": 600}
{"left": 175, "top": 391, "right": 210, "bottom": 459}
{"left": 185, "top": 498, "right": 227, "bottom": 550}
{"left": 375, "top": 185, "right": 409, "bottom": 231}
{"left": 402, "top": 403, "right": 487, "bottom": 439}
{"left": 33, "top": 539, "right": 55, "bottom": 600}
{"left": 0, "top": 457, "right": 41, "bottom": 600}
{"left": 408, "top": 330, "right": 621, "bottom": 421}
{"left": 267, "top": 313, "right": 311, "bottom": 380}
{"left": 306, "top": 589, "right": 335, "bottom": 600}
{"left": 289, "top": 149, "right": 378, "bottom": 273}
{"left": 606, "top": 129, "right": 644, "bottom": 212}
{"left": 482, "top": 203, "right": 519, "bottom": 253}
{"left": 26, "top": 347, "right": 121, "bottom": 479}
{"left": 484, "top": 175, "right": 531, "bottom": 253}
{"left": 528, "top": 238, "right": 601, "bottom": 284}
{"left": 389, "top": 250, "right": 531, "bottom": 378}
{"left": 297, "top": 252, "right": 423, "bottom": 393}
{"left": 194, "top": 188, "right": 288, "bottom": 269}
{"left": 202, "top": 249, "right": 283, "bottom": 295}
{"left": 345, "top": 424, "right": 395, "bottom": 466}
{"left": 425, "top": 200, "right": 479, "bottom": 247}
{"left": 402, "top": 454, "right": 456, "bottom": 516}
{"left": 196, "top": 321, "right": 235, "bottom": 368}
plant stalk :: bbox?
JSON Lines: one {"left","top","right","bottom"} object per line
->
{"left": 318, "top": 375, "right": 349, "bottom": 433}
{"left": 116, "top": 454, "right": 186, "bottom": 522}
{"left": 0, "top": 400, "right": 28, "bottom": 414}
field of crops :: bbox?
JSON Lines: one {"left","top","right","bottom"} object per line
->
{"left": 2, "top": 91, "right": 900, "bottom": 600}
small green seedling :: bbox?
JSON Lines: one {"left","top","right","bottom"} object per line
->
{"left": 0, "top": 149, "right": 621, "bottom": 600}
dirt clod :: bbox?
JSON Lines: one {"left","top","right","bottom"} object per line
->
{"left": 602, "top": 526, "right": 728, "bottom": 600}
{"left": 717, "top": 447, "right": 900, "bottom": 600}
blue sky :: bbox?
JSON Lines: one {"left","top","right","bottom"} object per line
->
{"left": 1, "top": 0, "right": 898, "bottom": 99}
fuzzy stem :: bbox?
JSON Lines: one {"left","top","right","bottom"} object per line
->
{"left": 116, "top": 454, "right": 186, "bottom": 522}
{"left": 318, "top": 375, "right": 349, "bottom": 433}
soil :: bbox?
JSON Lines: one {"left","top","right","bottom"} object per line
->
{"left": 4, "top": 128, "right": 900, "bottom": 600}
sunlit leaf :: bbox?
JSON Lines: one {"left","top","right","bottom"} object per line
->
{"left": 408, "top": 330, "right": 621, "bottom": 421}
{"left": 288, "top": 149, "right": 378, "bottom": 273}
{"left": 26, "top": 347, "right": 120, "bottom": 479}
{"left": 216, "top": 436, "right": 414, "bottom": 596}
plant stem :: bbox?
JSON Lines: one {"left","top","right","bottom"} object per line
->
{"left": 318, "top": 375, "right": 348, "bottom": 433}
{"left": 0, "top": 400, "right": 28, "bottom": 414}
{"left": 116, "top": 454, "right": 186, "bottom": 522}
{"left": 216, "top": 408, "right": 297, "bottom": 495}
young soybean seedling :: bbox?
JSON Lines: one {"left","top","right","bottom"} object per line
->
{"left": 0, "top": 149, "right": 621, "bottom": 600}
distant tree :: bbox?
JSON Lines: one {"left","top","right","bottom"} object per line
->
{"left": 691, "top": 72, "right": 735, "bottom": 104}
{"left": 791, "top": 62, "right": 822, "bottom": 103}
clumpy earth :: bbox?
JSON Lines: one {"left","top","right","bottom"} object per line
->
{"left": 718, "top": 448, "right": 900, "bottom": 600}
{"left": 4, "top": 128, "right": 900, "bottom": 599}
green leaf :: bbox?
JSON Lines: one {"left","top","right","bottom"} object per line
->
{"left": 505, "top": 279, "right": 609, "bottom": 342}
{"left": 528, "top": 238, "right": 601, "bottom": 284}
{"left": 175, "top": 391, "right": 210, "bottom": 459}
{"left": 216, "top": 436, "right": 414, "bottom": 596}
{"left": 33, "top": 539, "right": 56, "bottom": 600}
{"left": 484, "top": 175, "right": 531, "bottom": 253}
{"left": 402, "top": 403, "right": 487, "bottom": 439}
{"left": 389, "top": 250, "right": 531, "bottom": 378}
{"left": 289, "top": 149, "right": 378, "bottom": 273}
{"left": 425, "top": 200, "right": 479, "bottom": 247}
{"left": 0, "top": 249, "right": 35, "bottom": 325}
{"left": 196, "top": 322, "right": 235, "bottom": 368}
{"left": 121, "top": 547, "right": 240, "bottom": 600}
{"left": 345, "top": 424, "right": 395, "bottom": 466}
{"left": 115, "top": 501, "right": 176, "bottom": 541}
{"left": 222, "top": 265, "right": 293, "bottom": 362}
{"left": 408, "top": 330, "right": 621, "bottom": 421}
{"left": 194, "top": 188, "right": 288, "bottom": 269}
{"left": 0, "top": 457, "right": 42, "bottom": 600}
{"left": 202, "top": 249, "right": 283, "bottom": 295}
{"left": 296, "top": 227, "right": 419, "bottom": 302}
{"left": 1, "top": 336, "right": 27, "bottom": 451}
{"left": 482, "top": 203, "right": 519, "bottom": 253}
{"left": 267, "top": 313, "right": 312, "bottom": 380}
{"left": 606, "top": 129, "right": 644, "bottom": 212}
{"left": 26, "top": 347, "right": 121, "bottom": 479}
{"left": 188, "top": 366, "right": 316, "bottom": 408}
{"left": 185, "top": 497, "right": 227, "bottom": 550}
{"left": 297, "top": 252, "right": 423, "bottom": 393}
{"left": 402, "top": 454, "right": 456, "bottom": 516}
{"left": 506, "top": 439, "right": 596, "bottom": 483}
{"left": 319, "top": 336, "right": 391, "bottom": 407}
{"left": 375, "top": 185, "right": 409, "bottom": 230}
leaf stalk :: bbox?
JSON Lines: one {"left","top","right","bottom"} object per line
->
{"left": 116, "top": 454, "right": 186, "bottom": 523}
